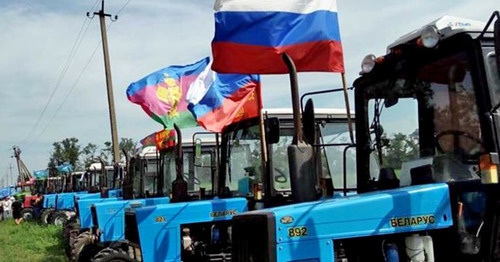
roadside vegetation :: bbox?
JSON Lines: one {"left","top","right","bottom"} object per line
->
{"left": 0, "top": 219, "right": 67, "bottom": 262}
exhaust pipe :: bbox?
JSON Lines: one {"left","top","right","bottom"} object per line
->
{"left": 282, "top": 53, "right": 317, "bottom": 203}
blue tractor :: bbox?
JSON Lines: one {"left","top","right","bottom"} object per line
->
{"left": 88, "top": 107, "right": 355, "bottom": 262}
{"left": 231, "top": 13, "right": 500, "bottom": 262}
{"left": 48, "top": 161, "right": 123, "bottom": 226}
{"left": 62, "top": 161, "right": 124, "bottom": 258}
{"left": 69, "top": 128, "right": 214, "bottom": 262}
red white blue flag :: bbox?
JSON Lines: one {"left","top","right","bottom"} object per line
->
{"left": 212, "top": 0, "right": 345, "bottom": 74}
{"left": 187, "top": 61, "right": 261, "bottom": 133}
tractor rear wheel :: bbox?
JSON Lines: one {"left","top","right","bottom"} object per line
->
{"left": 91, "top": 248, "right": 136, "bottom": 262}
{"left": 64, "top": 217, "right": 80, "bottom": 258}
{"left": 40, "top": 209, "right": 54, "bottom": 225}
{"left": 71, "top": 231, "right": 102, "bottom": 262}
{"left": 20, "top": 208, "right": 34, "bottom": 221}
{"left": 53, "top": 212, "right": 68, "bottom": 226}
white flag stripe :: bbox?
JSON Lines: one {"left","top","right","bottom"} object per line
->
{"left": 214, "top": 0, "right": 337, "bottom": 14}
{"left": 186, "top": 60, "right": 216, "bottom": 105}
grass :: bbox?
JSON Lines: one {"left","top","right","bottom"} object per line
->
{"left": 0, "top": 219, "right": 67, "bottom": 262}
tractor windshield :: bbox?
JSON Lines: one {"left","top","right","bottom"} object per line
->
{"left": 106, "top": 168, "right": 115, "bottom": 188}
{"left": 270, "top": 121, "right": 356, "bottom": 192}
{"left": 226, "top": 125, "right": 262, "bottom": 195}
{"left": 143, "top": 158, "right": 160, "bottom": 196}
{"left": 186, "top": 150, "right": 214, "bottom": 194}
{"left": 162, "top": 150, "right": 176, "bottom": 195}
{"left": 360, "top": 50, "right": 485, "bottom": 187}
{"left": 320, "top": 122, "right": 357, "bottom": 190}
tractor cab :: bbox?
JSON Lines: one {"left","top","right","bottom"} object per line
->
{"left": 86, "top": 162, "right": 123, "bottom": 197}
{"left": 346, "top": 14, "right": 500, "bottom": 261}
{"left": 68, "top": 172, "right": 86, "bottom": 192}
{"left": 85, "top": 164, "right": 103, "bottom": 193}
{"left": 122, "top": 136, "right": 217, "bottom": 201}
{"left": 122, "top": 145, "right": 171, "bottom": 199}
{"left": 72, "top": 134, "right": 217, "bottom": 262}
{"left": 221, "top": 108, "right": 356, "bottom": 208}
{"left": 355, "top": 16, "right": 498, "bottom": 192}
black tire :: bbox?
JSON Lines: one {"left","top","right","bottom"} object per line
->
{"left": 40, "top": 209, "right": 54, "bottom": 225}
{"left": 53, "top": 212, "right": 68, "bottom": 226}
{"left": 71, "top": 231, "right": 102, "bottom": 262}
{"left": 64, "top": 218, "right": 80, "bottom": 258}
{"left": 92, "top": 248, "right": 136, "bottom": 262}
{"left": 20, "top": 208, "right": 34, "bottom": 221}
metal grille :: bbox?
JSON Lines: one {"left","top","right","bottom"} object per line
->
{"left": 231, "top": 213, "right": 276, "bottom": 262}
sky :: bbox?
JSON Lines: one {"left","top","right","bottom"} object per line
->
{"left": 0, "top": 0, "right": 498, "bottom": 186}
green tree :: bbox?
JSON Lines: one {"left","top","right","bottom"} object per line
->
{"left": 101, "top": 138, "right": 137, "bottom": 162}
{"left": 119, "top": 138, "right": 137, "bottom": 157}
{"left": 48, "top": 137, "right": 81, "bottom": 170}
{"left": 81, "top": 143, "right": 99, "bottom": 168}
{"left": 100, "top": 141, "right": 112, "bottom": 163}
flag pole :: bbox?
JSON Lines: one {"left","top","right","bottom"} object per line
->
{"left": 341, "top": 73, "right": 355, "bottom": 143}
{"left": 256, "top": 84, "right": 267, "bottom": 202}
{"left": 257, "top": 87, "right": 268, "bottom": 163}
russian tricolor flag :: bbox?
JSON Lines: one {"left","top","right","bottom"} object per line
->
{"left": 187, "top": 61, "right": 261, "bottom": 133}
{"left": 212, "top": 0, "right": 345, "bottom": 74}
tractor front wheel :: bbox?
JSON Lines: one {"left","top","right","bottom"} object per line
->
{"left": 71, "top": 231, "right": 102, "bottom": 262}
{"left": 40, "top": 209, "right": 54, "bottom": 225}
{"left": 64, "top": 216, "right": 80, "bottom": 258}
{"left": 91, "top": 248, "right": 136, "bottom": 262}
{"left": 20, "top": 208, "right": 34, "bottom": 221}
{"left": 53, "top": 212, "right": 68, "bottom": 226}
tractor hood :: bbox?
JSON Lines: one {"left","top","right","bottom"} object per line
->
{"left": 233, "top": 183, "right": 452, "bottom": 261}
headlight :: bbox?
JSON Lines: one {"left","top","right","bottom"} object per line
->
{"left": 420, "top": 26, "right": 440, "bottom": 48}
{"left": 361, "top": 54, "right": 377, "bottom": 74}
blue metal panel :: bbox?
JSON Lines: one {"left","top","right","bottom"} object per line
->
{"left": 94, "top": 197, "right": 170, "bottom": 243}
{"left": 262, "top": 183, "right": 453, "bottom": 262}
{"left": 134, "top": 198, "right": 248, "bottom": 262}
{"left": 43, "top": 194, "right": 57, "bottom": 209}
{"left": 77, "top": 197, "right": 122, "bottom": 229}
{"left": 108, "top": 189, "right": 122, "bottom": 198}
{"left": 55, "top": 193, "right": 78, "bottom": 211}
{"left": 75, "top": 192, "right": 101, "bottom": 201}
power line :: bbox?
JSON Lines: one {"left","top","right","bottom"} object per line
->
{"left": 20, "top": 0, "right": 101, "bottom": 146}
{"left": 29, "top": 41, "right": 101, "bottom": 146}
{"left": 29, "top": 24, "right": 118, "bottom": 145}
{"left": 28, "top": 0, "right": 133, "bottom": 146}
{"left": 116, "top": 0, "right": 132, "bottom": 16}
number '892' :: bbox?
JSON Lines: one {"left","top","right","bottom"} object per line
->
{"left": 288, "top": 227, "right": 308, "bottom": 237}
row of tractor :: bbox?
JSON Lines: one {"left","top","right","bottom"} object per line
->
{"left": 20, "top": 13, "right": 500, "bottom": 262}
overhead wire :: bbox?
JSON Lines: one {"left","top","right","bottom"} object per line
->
{"left": 116, "top": 0, "right": 132, "bottom": 16}
{"left": 20, "top": 0, "right": 101, "bottom": 146}
{"left": 29, "top": 0, "right": 133, "bottom": 145}
{"left": 29, "top": 40, "right": 102, "bottom": 146}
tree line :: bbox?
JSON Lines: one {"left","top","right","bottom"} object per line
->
{"left": 47, "top": 137, "right": 137, "bottom": 171}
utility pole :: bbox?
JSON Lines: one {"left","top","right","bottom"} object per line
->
{"left": 12, "top": 146, "right": 21, "bottom": 184}
{"left": 7, "top": 163, "right": 14, "bottom": 186}
{"left": 88, "top": 0, "right": 120, "bottom": 165}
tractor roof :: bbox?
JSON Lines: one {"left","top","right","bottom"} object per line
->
{"left": 263, "top": 108, "right": 354, "bottom": 120}
{"left": 388, "top": 16, "right": 490, "bottom": 51}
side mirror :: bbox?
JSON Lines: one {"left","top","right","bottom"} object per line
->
{"left": 495, "top": 18, "right": 500, "bottom": 74}
{"left": 265, "top": 117, "right": 280, "bottom": 144}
